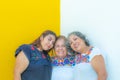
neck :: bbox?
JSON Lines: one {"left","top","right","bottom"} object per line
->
{"left": 80, "top": 46, "right": 91, "bottom": 54}
{"left": 37, "top": 47, "right": 43, "bottom": 51}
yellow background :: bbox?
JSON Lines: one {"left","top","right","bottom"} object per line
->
{"left": 0, "top": 0, "right": 60, "bottom": 80}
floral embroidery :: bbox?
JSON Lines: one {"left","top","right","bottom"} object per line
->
{"left": 31, "top": 52, "right": 40, "bottom": 60}
{"left": 75, "top": 47, "right": 93, "bottom": 64}
{"left": 75, "top": 54, "right": 90, "bottom": 64}
{"left": 42, "top": 53, "right": 46, "bottom": 59}
{"left": 52, "top": 55, "right": 75, "bottom": 66}
{"left": 30, "top": 45, "right": 47, "bottom": 60}
{"left": 31, "top": 46, "right": 35, "bottom": 50}
{"left": 30, "top": 46, "right": 41, "bottom": 60}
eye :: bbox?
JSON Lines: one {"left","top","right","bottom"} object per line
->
{"left": 48, "top": 37, "right": 52, "bottom": 41}
{"left": 62, "top": 45, "right": 66, "bottom": 47}
{"left": 74, "top": 37, "right": 77, "bottom": 41}
{"left": 55, "top": 45, "right": 59, "bottom": 48}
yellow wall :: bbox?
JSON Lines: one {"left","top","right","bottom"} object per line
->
{"left": 0, "top": 0, "right": 60, "bottom": 80}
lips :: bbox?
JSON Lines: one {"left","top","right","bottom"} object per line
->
{"left": 47, "top": 45, "right": 51, "bottom": 49}
{"left": 57, "top": 51, "right": 64, "bottom": 54}
{"left": 73, "top": 43, "right": 79, "bottom": 49}
{"left": 43, "top": 45, "right": 51, "bottom": 50}
{"left": 47, "top": 46, "right": 50, "bottom": 49}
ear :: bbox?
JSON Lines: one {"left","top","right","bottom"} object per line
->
{"left": 40, "top": 35, "right": 43, "bottom": 41}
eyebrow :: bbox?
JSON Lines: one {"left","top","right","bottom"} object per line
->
{"left": 50, "top": 36, "right": 55, "bottom": 42}
{"left": 48, "top": 36, "right": 52, "bottom": 39}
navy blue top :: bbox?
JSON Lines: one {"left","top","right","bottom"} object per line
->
{"left": 15, "top": 44, "right": 52, "bottom": 80}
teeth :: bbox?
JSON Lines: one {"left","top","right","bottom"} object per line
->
{"left": 58, "top": 51, "right": 64, "bottom": 54}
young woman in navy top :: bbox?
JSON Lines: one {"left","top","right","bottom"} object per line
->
{"left": 14, "top": 30, "right": 57, "bottom": 80}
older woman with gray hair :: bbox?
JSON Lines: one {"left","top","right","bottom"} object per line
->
{"left": 51, "top": 35, "right": 75, "bottom": 80}
{"left": 68, "top": 31, "right": 107, "bottom": 80}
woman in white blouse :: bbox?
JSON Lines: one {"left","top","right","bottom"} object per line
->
{"left": 51, "top": 35, "right": 75, "bottom": 80}
{"left": 68, "top": 31, "right": 107, "bottom": 80}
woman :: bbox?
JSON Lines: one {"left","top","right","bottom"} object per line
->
{"left": 51, "top": 36, "right": 75, "bottom": 80}
{"left": 68, "top": 31, "right": 107, "bottom": 80}
{"left": 14, "top": 30, "right": 57, "bottom": 80}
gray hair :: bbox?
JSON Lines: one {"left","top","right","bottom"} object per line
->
{"left": 68, "top": 31, "right": 90, "bottom": 46}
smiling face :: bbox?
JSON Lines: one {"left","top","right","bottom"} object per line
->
{"left": 40, "top": 34, "right": 56, "bottom": 51}
{"left": 54, "top": 38, "right": 67, "bottom": 58}
{"left": 69, "top": 34, "right": 86, "bottom": 53}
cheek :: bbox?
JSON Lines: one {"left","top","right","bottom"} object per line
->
{"left": 43, "top": 41, "right": 46, "bottom": 47}
{"left": 40, "top": 41, "right": 44, "bottom": 47}
{"left": 42, "top": 41, "right": 48, "bottom": 48}
{"left": 71, "top": 45, "right": 74, "bottom": 49}
{"left": 51, "top": 44, "right": 54, "bottom": 48}
{"left": 55, "top": 48, "right": 58, "bottom": 52}
{"left": 63, "top": 48, "right": 66, "bottom": 51}
{"left": 44, "top": 41, "right": 48, "bottom": 46}
{"left": 56, "top": 52, "right": 60, "bottom": 56}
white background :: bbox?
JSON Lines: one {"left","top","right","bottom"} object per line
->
{"left": 61, "top": 0, "right": 120, "bottom": 80}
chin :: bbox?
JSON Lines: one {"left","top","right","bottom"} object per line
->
{"left": 43, "top": 48, "right": 49, "bottom": 51}
{"left": 59, "top": 56, "right": 65, "bottom": 58}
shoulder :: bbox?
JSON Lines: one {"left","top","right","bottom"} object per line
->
{"left": 15, "top": 44, "right": 33, "bottom": 59}
{"left": 89, "top": 47, "right": 102, "bottom": 61}
{"left": 16, "top": 44, "right": 31, "bottom": 50}
{"left": 92, "top": 47, "right": 101, "bottom": 52}
{"left": 16, "top": 44, "right": 34, "bottom": 52}
{"left": 90, "top": 47, "right": 102, "bottom": 55}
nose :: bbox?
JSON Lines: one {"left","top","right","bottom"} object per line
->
{"left": 72, "top": 41, "right": 76, "bottom": 47}
{"left": 49, "top": 41, "right": 53, "bottom": 47}
{"left": 59, "top": 46, "right": 63, "bottom": 50}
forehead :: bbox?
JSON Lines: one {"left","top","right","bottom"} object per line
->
{"left": 45, "top": 34, "right": 55, "bottom": 38}
{"left": 69, "top": 34, "right": 78, "bottom": 39}
{"left": 44, "top": 34, "right": 55, "bottom": 40}
{"left": 56, "top": 38, "right": 65, "bottom": 43}
{"left": 55, "top": 39, "right": 65, "bottom": 44}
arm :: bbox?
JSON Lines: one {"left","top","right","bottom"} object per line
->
{"left": 91, "top": 55, "right": 107, "bottom": 80}
{"left": 14, "top": 51, "right": 29, "bottom": 80}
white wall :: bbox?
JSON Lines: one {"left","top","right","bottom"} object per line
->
{"left": 61, "top": 0, "right": 120, "bottom": 80}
